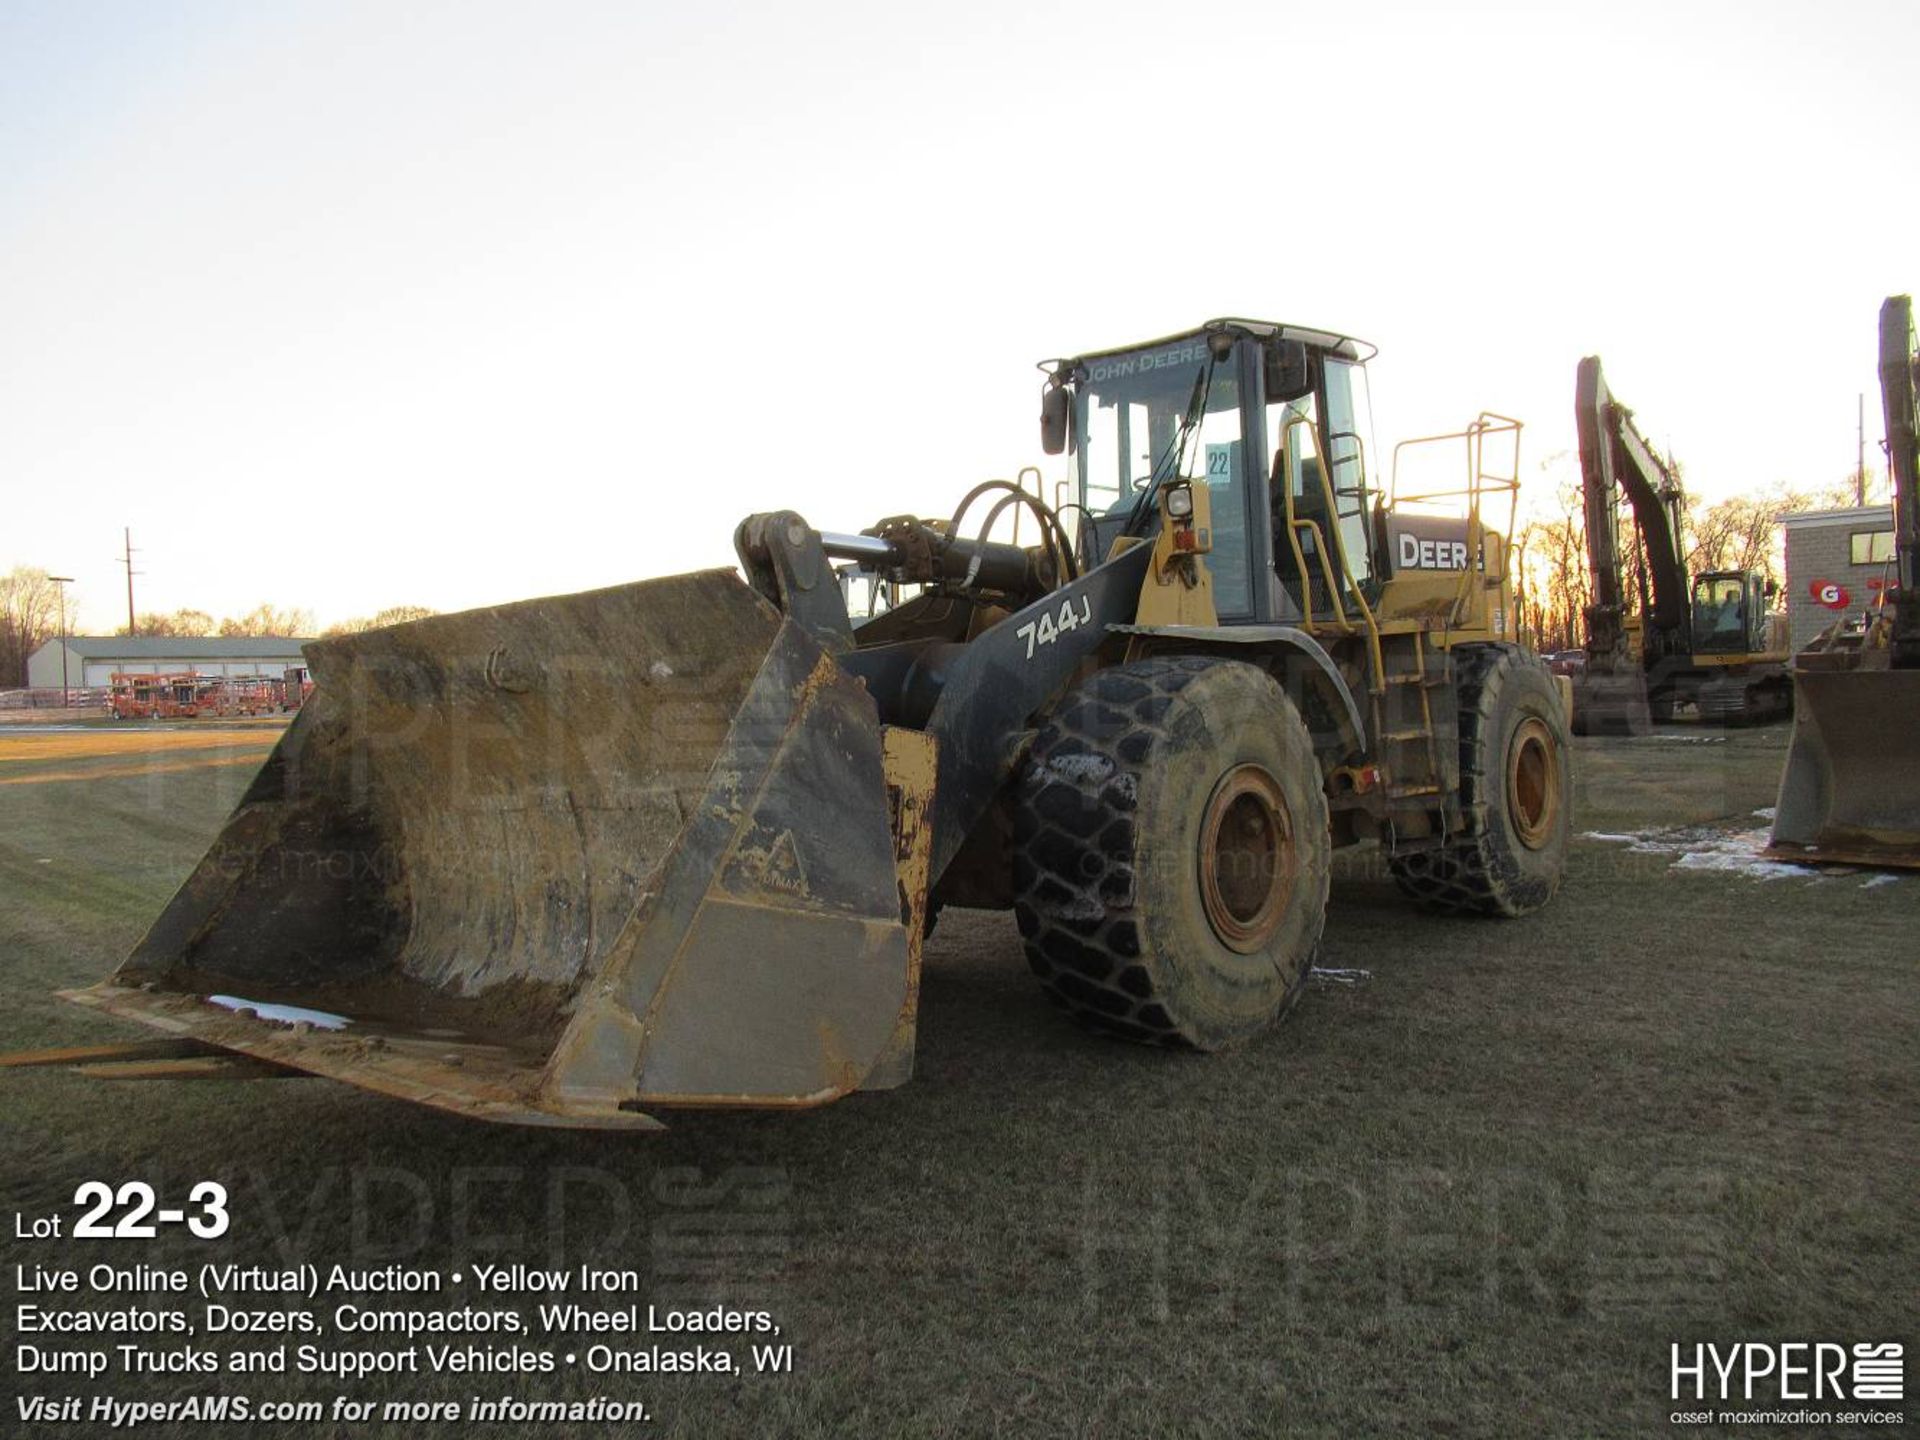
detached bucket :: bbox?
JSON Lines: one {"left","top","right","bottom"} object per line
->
{"left": 61, "top": 571, "right": 936, "bottom": 1128}
{"left": 1767, "top": 665, "right": 1920, "bottom": 870}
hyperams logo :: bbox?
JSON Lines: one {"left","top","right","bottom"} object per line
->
{"left": 1669, "top": 1342, "right": 1905, "bottom": 1427}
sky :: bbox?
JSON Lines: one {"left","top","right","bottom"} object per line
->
{"left": 3, "top": 0, "right": 1916, "bottom": 632}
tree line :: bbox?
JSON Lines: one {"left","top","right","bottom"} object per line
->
{"left": 112, "top": 604, "right": 437, "bottom": 640}
{"left": 0, "top": 566, "right": 438, "bottom": 687}
{"left": 1512, "top": 469, "right": 1881, "bottom": 653}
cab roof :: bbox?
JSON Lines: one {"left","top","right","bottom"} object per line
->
{"left": 1047, "top": 317, "right": 1377, "bottom": 371}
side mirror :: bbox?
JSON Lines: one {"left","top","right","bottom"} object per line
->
{"left": 1764, "top": 577, "right": 1779, "bottom": 598}
{"left": 1040, "top": 383, "right": 1070, "bottom": 456}
{"left": 1264, "top": 339, "right": 1313, "bottom": 403}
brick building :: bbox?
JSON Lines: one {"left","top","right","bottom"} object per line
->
{"left": 1778, "top": 504, "right": 1897, "bottom": 652}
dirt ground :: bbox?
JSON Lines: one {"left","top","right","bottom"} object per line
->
{"left": 0, "top": 719, "right": 1913, "bottom": 1438}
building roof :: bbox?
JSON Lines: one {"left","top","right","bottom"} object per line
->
{"left": 1778, "top": 504, "right": 1894, "bottom": 530}
{"left": 35, "top": 635, "right": 313, "bottom": 659}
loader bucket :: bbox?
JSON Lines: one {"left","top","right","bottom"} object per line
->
{"left": 1766, "top": 664, "right": 1920, "bottom": 870}
{"left": 57, "top": 571, "right": 937, "bottom": 1128}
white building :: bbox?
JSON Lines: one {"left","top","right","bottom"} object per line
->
{"left": 26, "top": 636, "right": 313, "bottom": 690}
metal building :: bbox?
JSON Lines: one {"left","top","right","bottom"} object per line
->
{"left": 26, "top": 636, "right": 313, "bottom": 690}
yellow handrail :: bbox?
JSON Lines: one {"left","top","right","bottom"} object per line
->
{"left": 1287, "top": 518, "right": 1348, "bottom": 630}
{"left": 1389, "top": 411, "right": 1524, "bottom": 631}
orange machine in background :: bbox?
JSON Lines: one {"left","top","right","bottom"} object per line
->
{"left": 108, "top": 673, "right": 286, "bottom": 719}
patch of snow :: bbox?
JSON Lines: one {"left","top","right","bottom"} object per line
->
{"left": 1671, "top": 850, "right": 1808, "bottom": 881}
{"left": 1036, "top": 752, "right": 1138, "bottom": 803}
{"left": 1581, "top": 824, "right": 1819, "bottom": 881}
{"left": 1862, "top": 873, "right": 1902, "bottom": 889}
{"left": 1752, "top": 807, "right": 1776, "bottom": 820}
{"left": 207, "top": 995, "right": 350, "bottom": 1030}
{"left": 1311, "top": 966, "right": 1372, "bottom": 985}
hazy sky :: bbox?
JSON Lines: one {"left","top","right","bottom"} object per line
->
{"left": 3, "top": 0, "right": 1916, "bottom": 631}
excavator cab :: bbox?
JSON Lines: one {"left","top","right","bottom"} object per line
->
{"left": 1690, "top": 571, "right": 1770, "bottom": 655}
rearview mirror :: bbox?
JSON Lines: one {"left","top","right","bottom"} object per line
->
{"left": 1264, "top": 339, "right": 1313, "bottom": 403}
{"left": 1040, "top": 383, "right": 1070, "bottom": 455}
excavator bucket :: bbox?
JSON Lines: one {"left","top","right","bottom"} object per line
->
{"left": 1766, "top": 660, "right": 1920, "bottom": 870}
{"left": 47, "top": 571, "right": 937, "bottom": 1128}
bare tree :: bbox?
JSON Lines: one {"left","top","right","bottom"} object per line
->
{"left": 0, "top": 566, "right": 62, "bottom": 687}
{"left": 218, "top": 604, "right": 316, "bottom": 637}
{"left": 1514, "top": 478, "right": 1594, "bottom": 652}
{"left": 320, "top": 605, "right": 440, "bottom": 638}
{"left": 120, "top": 608, "right": 219, "bottom": 638}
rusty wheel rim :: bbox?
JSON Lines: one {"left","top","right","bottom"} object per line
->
{"left": 1199, "top": 764, "right": 1294, "bottom": 953}
{"left": 1507, "top": 716, "right": 1560, "bottom": 851}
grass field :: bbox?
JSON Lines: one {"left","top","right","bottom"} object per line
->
{"left": 2, "top": 720, "right": 1914, "bottom": 1438}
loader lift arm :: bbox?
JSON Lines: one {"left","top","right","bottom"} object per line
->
{"left": 1880, "top": 295, "right": 1920, "bottom": 669}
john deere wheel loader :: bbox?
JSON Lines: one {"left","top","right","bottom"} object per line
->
{"left": 6, "top": 319, "right": 1572, "bottom": 1129}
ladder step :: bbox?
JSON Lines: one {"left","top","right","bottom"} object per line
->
{"left": 1381, "top": 728, "right": 1432, "bottom": 742}
{"left": 1388, "top": 783, "right": 1444, "bottom": 798}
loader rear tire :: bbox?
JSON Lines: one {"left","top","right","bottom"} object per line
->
{"left": 1013, "top": 656, "right": 1331, "bottom": 1050}
{"left": 1390, "top": 644, "right": 1571, "bottom": 918}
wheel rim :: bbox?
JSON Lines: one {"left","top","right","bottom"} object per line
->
{"left": 1507, "top": 717, "right": 1560, "bottom": 850}
{"left": 1198, "top": 764, "right": 1294, "bottom": 953}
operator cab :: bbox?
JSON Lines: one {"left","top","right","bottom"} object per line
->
{"left": 1042, "top": 319, "right": 1382, "bottom": 625}
{"left": 1690, "top": 570, "right": 1771, "bottom": 655}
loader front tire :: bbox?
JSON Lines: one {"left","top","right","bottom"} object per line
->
{"left": 1013, "top": 656, "right": 1331, "bottom": 1050}
{"left": 1390, "top": 643, "right": 1571, "bottom": 918}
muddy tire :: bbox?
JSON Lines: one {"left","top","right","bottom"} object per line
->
{"left": 1012, "top": 655, "right": 1331, "bottom": 1050}
{"left": 1391, "top": 644, "right": 1572, "bottom": 917}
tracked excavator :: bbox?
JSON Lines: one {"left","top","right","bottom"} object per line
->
{"left": 6, "top": 319, "right": 1573, "bottom": 1129}
{"left": 1571, "top": 357, "right": 1792, "bottom": 733}
{"left": 1766, "top": 295, "right": 1920, "bottom": 868}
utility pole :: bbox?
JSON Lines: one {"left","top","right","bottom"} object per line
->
{"left": 118, "top": 528, "right": 141, "bottom": 634}
{"left": 1858, "top": 393, "right": 1867, "bottom": 506}
{"left": 48, "top": 575, "right": 75, "bottom": 706}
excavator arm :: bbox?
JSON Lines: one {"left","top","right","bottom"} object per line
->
{"left": 1573, "top": 356, "right": 1692, "bottom": 674}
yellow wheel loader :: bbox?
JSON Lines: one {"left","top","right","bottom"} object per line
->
{"left": 1766, "top": 296, "right": 1920, "bottom": 869}
{"left": 6, "top": 320, "right": 1572, "bottom": 1129}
